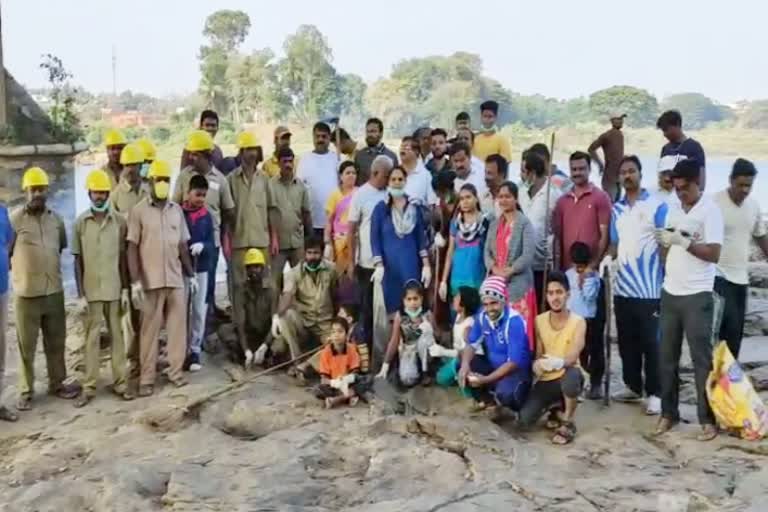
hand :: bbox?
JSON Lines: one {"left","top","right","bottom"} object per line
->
{"left": 598, "top": 254, "right": 613, "bottom": 276}
{"left": 438, "top": 281, "right": 448, "bottom": 302}
{"left": 187, "top": 276, "right": 199, "bottom": 297}
{"left": 433, "top": 232, "right": 446, "bottom": 249}
{"left": 429, "top": 344, "right": 446, "bottom": 358}
{"left": 253, "top": 343, "right": 268, "bottom": 365}
{"left": 120, "top": 289, "right": 131, "bottom": 312}
{"left": 329, "top": 377, "right": 343, "bottom": 390}
{"left": 376, "top": 362, "right": 390, "bottom": 379}
{"left": 323, "top": 243, "right": 334, "bottom": 262}
{"left": 190, "top": 242, "right": 204, "bottom": 257}
{"left": 271, "top": 314, "right": 282, "bottom": 338}
{"left": 130, "top": 282, "right": 144, "bottom": 310}
{"left": 467, "top": 373, "right": 484, "bottom": 388}
{"left": 532, "top": 360, "right": 545, "bottom": 377}
{"left": 654, "top": 228, "right": 673, "bottom": 248}
{"left": 667, "top": 229, "right": 691, "bottom": 250}
{"left": 421, "top": 265, "right": 432, "bottom": 288}
{"left": 341, "top": 374, "right": 356, "bottom": 385}
{"left": 76, "top": 296, "right": 89, "bottom": 316}
{"left": 244, "top": 349, "right": 254, "bottom": 368}
{"left": 371, "top": 265, "right": 384, "bottom": 284}
{"left": 541, "top": 355, "right": 565, "bottom": 371}
{"left": 458, "top": 364, "right": 470, "bottom": 388}
{"left": 270, "top": 236, "right": 279, "bottom": 257}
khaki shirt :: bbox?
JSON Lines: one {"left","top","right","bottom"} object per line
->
{"left": 10, "top": 207, "right": 66, "bottom": 298}
{"left": 126, "top": 199, "right": 190, "bottom": 290}
{"left": 284, "top": 261, "right": 337, "bottom": 325}
{"left": 71, "top": 209, "right": 126, "bottom": 302}
{"left": 172, "top": 166, "right": 235, "bottom": 247}
{"left": 99, "top": 163, "right": 123, "bottom": 190}
{"left": 110, "top": 180, "right": 149, "bottom": 218}
{"left": 228, "top": 166, "right": 272, "bottom": 249}
{"left": 270, "top": 176, "right": 311, "bottom": 250}
{"left": 263, "top": 155, "right": 300, "bottom": 179}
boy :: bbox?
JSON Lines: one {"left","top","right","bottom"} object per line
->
{"left": 242, "top": 248, "right": 275, "bottom": 368}
{"left": 565, "top": 242, "right": 603, "bottom": 399}
{"left": 315, "top": 317, "right": 365, "bottom": 408}
{"left": 182, "top": 174, "right": 216, "bottom": 371}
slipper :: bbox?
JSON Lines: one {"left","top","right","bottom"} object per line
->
{"left": 170, "top": 378, "right": 188, "bottom": 389}
{"left": 0, "top": 405, "right": 19, "bottom": 422}
{"left": 696, "top": 424, "right": 718, "bottom": 442}
{"left": 349, "top": 396, "right": 359, "bottom": 407}
{"left": 138, "top": 385, "right": 154, "bottom": 397}
{"left": 16, "top": 394, "right": 32, "bottom": 411}
{"left": 545, "top": 410, "right": 562, "bottom": 430}
{"left": 51, "top": 383, "right": 80, "bottom": 400}
{"left": 653, "top": 417, "right": 678, "bottom": 436}
{"left": 552, "top": 421, "right": 577, "bottom": 445}
{"left": 74, "top": 394, "right": 93, "bottom": 409}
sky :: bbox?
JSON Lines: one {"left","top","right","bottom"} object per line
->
{"left": 4, "top": 0, "right": 768, "bottom": 103}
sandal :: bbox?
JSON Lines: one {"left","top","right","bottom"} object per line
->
{"left": 74, "top": 393, "right": 93, "bottom": 408}
{"left": 16, "top": 394, "right": 32, "bottom": 411}
{"left": 170, "top": 378, "right": 188, "bottom": 389}
{"left": 545, "top": 410, "right": 562, "bottom": 430}
{"left": 138, "top": 385, "right": 154, "bottom": 397}
{"left": 0, "top": 405, "right": 19, "bottom": 422}
{"left": 349, "top": 396, "right": 359, "bottom": 407}
{"left": 697, "top": 424, "right": 718, "bottom": 442}
{"left": 51, "top": 383, "right": 80, "bottom": 400}
{"left": 653, "top": 417, "right": 678, "bottom": 436}
{"left": 551, "top": 421, "right": 577, "bottom": 445}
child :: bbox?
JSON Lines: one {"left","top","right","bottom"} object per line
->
{"left": 182, "top": 174, "right": 216, "bottom": 372}
{"left": 315, "top": 317, "right": 366, "bottom": 408}
{"left": 565, "top": 242, "right": 603, "bottom": 399}
{"left": 338, "top": 303, "right": 369, "bottom": 374}
{"left": 377, "top": 280, "right": 436, "bottom": 387}
{"left": 431, "top": 286, "right": 481, "bottom": 389}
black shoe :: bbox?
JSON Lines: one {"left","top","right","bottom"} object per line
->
{"left": 189, "top": 353, "right": 202, "bottom": 372}
{"left": 586, "top": 386, "right": 603, "bottom": 400}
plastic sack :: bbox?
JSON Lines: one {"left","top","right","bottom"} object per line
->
{"left": 372, "top": 281, "right": 390, "bottom": 373}
{"left": 706, "top": 341, "right": 768, "bottom": 440}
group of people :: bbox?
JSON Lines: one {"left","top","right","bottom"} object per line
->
{"left": 0, "top": 103, "right": 764, "bottom": 446}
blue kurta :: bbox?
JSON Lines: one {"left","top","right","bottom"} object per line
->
{"left": 370, "top": 198, "right": 428, "bottom": 313}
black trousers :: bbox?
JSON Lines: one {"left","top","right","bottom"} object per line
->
{"left": 533, "top": 270, "right": 545, "bottom": 311}
{"left": 614, "top": 296, "right": 660, "bottom": 396}
{"left": 518, "top": 367, "right": 584, "bottom": 428}
{"left": 355, "top": 266, "right": 375, "bottom": 346}
{"left": 579, "top": 317, "right": 604, "bottom": 387}
{"left": 714, "top": 277, "right": 747, "bottom": 359}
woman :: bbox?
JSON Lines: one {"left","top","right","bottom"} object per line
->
{"left": 324, "top": 161, "right": 358, "bottom": 273}
{"left": 484, "top": 181, "right": 537, "bottom": 347}
{"left": 438, "top": 184, "right": 488, "bottom": 303}
{"left": 370, "top": 166, "right": 432, "bottom": 314}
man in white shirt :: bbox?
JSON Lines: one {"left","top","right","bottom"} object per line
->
{"left": 400, "top": 136, "right": 437, "bottom": 206}
{"left": 714, "top": 158, "right": 768, "bottom": 359}
{"left": 480, "top": 154, "right": 508, "bottom": 217}
{"left": 347, "top": 155, "right": 393, "bottom": 343}
{"left": 296, "top": 121, "right": 340, "bottom": 238}
{"left": 455, "top": 128, "right": 486, "bottom": 181}
{"left": 654, "top": 159, "right": 723, "bottom": 441}
{"left": 450, "top": 141, "right": 488, "bottom": 198}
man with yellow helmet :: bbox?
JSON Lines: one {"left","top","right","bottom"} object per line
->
{"left": 237, "top": 248, "right": 275, "bottom": 368}
{"left": 11, "top": 167, "right": 79, "bottom": 411}
{"left": 102, "top": 128, "right": 127, "bottom": 186}
{"left": 126, "top": 160, "right": 196, "bottom": 395}
{"left": 110, "top": 143, "right": 150, "bottom": 217}
{"left": 179, "top": 110, "right": 224, "bottom": 171}
{"left": 71, "top": 169, "right": 132, "bottom": 406}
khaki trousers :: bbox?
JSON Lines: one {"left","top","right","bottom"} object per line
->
{"left": 83, "top": 300, "right": 127, "bottom": 395}
{"left": 15, "top": 292, "right": 67, "bottom": 396}
{"left": 139, "top": 287, "right": 186, "bottom": 386}
{"left": 272, "top": 309, "right": 331, "bottom": 365}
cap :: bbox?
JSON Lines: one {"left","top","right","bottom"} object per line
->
{"left": 480, "top": 276, "right": 508, "bottom": 303}
{"left": 657, "top": 155, "right": 687, "bottom": 174}
{"left": 274, "top": 126, "right": 292, "bottom": 139}
{"left": 609, "top": 112, "right": 627, "bottom": 120}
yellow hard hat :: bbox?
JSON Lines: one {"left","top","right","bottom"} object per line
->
{"left": 147, "top": 160, "right": 172, "bottom": 179}
{"left": 86, "top": 169, "right": 112, "bottom": 192}
{"left": 120, "top": 143, "right": 145, "bottom": 165}
{"left": 103, "top": 128, "right": 127, "bottom": 147}
{"left": 243, "top": 248, "right": 266, "bottom": 266}
{"left": 136, "top": 137, "right": 157, "bottom": 161}
{"left": 22, "top": 166, "right": 50, "bottom": 190}
{"left": 185, "top": 130, "right": 215, "bottom": 152}
{"left": 236, "top": 131, "right": 260, "bottom": 149}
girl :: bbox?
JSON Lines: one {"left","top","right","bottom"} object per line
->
{"left": 324, "top": 161, "right": 359, "bottom": 273}
{"left": 485, "top": 181, "right": 537, "bottom": 348}
{"left": 377, "top": 281, "right": 436, "bottom": 387}
{"left": 432, "top": 286, "right": 481, "bottom": 391}
{"left": 438, "top": 184, "right": 489, "bottom": 304}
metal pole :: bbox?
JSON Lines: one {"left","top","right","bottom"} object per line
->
{"left": 539, "top": 131, "right": 556, "bottom": 312}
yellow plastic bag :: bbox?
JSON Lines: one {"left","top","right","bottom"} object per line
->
{"left": 706, "top": 341, "right": 768, "bottom": 440}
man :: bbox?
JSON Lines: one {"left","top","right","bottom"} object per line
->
{"left": 400, "top": 136, "right": 437, "bottom": 206}
{"left": 481, "top": 154, "right": 508, "bottom": 215}
{"left": 268, "top": 237, "right": 338, "bottom": 377}
{"left": 657, "top": 110, "right": 707, "bottom": 191}
{"left": 654, "top": 158, "right": 722, "bottom": 441}
{"left": 518, "top": 272, "right": 586, "bottom": 445}
{"left": 553, "top": 151, "right": 611, "bottom": 271}
{"left": 473, "top": 100, "right": 512, "bottom": 162}
{"left": 297, "top": 122, "right": 340, "bottom": 239}
{"left": 101, "top": 128, "right": 127, "bottom": 188}
{"left": 111, "top": 144, "right": 150, "bottom": 216}
{"left": 0, "top": 190, "right": 13, "bottom": 421}
{"left": 455, "top": 128, "right": 486, "bottom": 181}
{"left": 425, "top": 128, "right": 451, "bottom": 176}
{"left": 528, "top": 143, "right": 572, "bottom": 193}
{"left": 347, "top": 155, "right": 392, "bottom": 344}
{"left": 609, "top": 155, "right": 668, "bottom": 414}
{"left": 127, "top": 160, "right": 195, "bottom": 396}
{"left": 714, "top": 158, "right": 768, "bottom": 359}
{"left": 588, "top": 112, "right": 626, "bottom": 201}
{"left": 270, "top": 147, "right": 312, "bottom": 295}
{"left": 72, "top": 169, "right": 131, "bottom": 407}
{"left": 450, "top": 141, "right": 488, "bottom": 197}
{"left": 655, "top": 155, "right": 683, "bottom": 207}
{"left": 263, "top": 126, "right": 294, "bottom": 178}
{"left": 331, "top": 127, "right": 358, "bottom": 162}
{"left": 413, "top": 126, "right": 432, "bottom": 163}
{"left": 179, "top": 110, "right": 224, "bottom": 171}
{"left": 173, "top": 130, "right": 236, "bottom": 311}
{"left": 455, "top": 111, "right": 471, "bottom": 132}
{"left": 458, "top": 276, "right": 531, "bottom": 411}
{"left": 519, "top": 152, "right": 562, "bottom": 303}
{"left": 11, "top": 167, "right": 79, "bottom": 410}
{"left": 354, "top": 117, "right": 398, "bottom": 185}
{"left": 135, "top": 137, "right": 156, "bottom": 193}
{"left": 240, "top": 248, "right": 275, "bottom": 367}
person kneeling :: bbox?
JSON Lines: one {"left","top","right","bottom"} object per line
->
{"left": 518, "top": 271, "right": 586, "bottom": 445}
{"left": 457, "top": 276, "right": 532, "bottom": 413}
{"left": 314, "top": 317, "right": 369, "bottom": 408}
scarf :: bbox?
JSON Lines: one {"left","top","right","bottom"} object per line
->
{"left": 456, "top": 211, "right": 487, "bottom": 242}
{"left": 390, "top": 197, "right": 418, "bottom": 238}
{"left": 182, "top": 202, "right": 208, "bottom": 226}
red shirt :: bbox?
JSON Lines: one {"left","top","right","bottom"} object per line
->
{"left": 553, "top": 184, "right": 611, "bottom": 270}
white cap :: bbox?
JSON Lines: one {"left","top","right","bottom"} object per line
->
{"left": 657, "top": 154, "right": 687, "bottom": 174}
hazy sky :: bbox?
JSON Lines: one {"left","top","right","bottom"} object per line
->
{"left": 5, "top": 0, "right": 767, "bottom": 103}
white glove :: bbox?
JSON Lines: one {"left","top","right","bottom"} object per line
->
{"left": 253, "top": 343, "right": 268, "bottom": 365}
{"left": 329, "top": 377, "right": 343, "bottom": 390}
{"left": 438, "top": 281, "right": 448, "bottom": 302}
{"left": 131, "top": 282, "right": 144, "bottom": 309}
{"left": 187, "top": 276, "right": 199, "bottom": 297}
{"left": 376, "top": 362, "right": 390, "bottom": 379}
{"left": 244, "top": 349, "right": 254, "bottom": 368}
{"left": 532, "top": 360, "right": 545, "bottom": 377}
{"left": 421, "top": 266, "right": 432, "bottom": 288}
{"left": 341, "top": 374, "right": 356, "bottom": 385}
{"left": 190, "top": 242, "right": 204, "bottom": 256}
{"left": 541, "top": 355, "right": 565, "bottom": 372}
{"left": 434, "top": 232, "right": 446, "bottom": 249}
{"left": 120, "top": 289, "right": 131, "bottom": 312}
{"left": 419, "top": 320, "right": 434, "bottom": 338}
{"left": 429, "top": 344, "right": 447, "bottom": 358}
{"left": 655, "top": 228, "right": 692, "bottom": 249}
{"left": 76, "top": 296, "right": 89, "bottom": 316}
{"left": 323, "top": 243, "right": 334, "bottom": 262}
{"left": 598, "top": 255, "right": 613, "bottom": 276}
{"left": 371, "top": 265, "right": 384, "bottom": 284}
{"left": 271, "top": 314, "right": 282, "bottom": 338}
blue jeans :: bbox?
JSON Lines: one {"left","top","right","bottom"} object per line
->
{"left": 467, "top": 354, "right": 529, "bottom": 410}
{"left": 186, "top": 272, "right": 209, "bottom": 355}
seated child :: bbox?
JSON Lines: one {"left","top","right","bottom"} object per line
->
{"left": 315, "top": 317, "right": 368, "bottom": 408}
{"left": 338, "top": 303, "right": 369, "bottom": 374}
{"left": 377, "top": 280, "right": 436, "bottom": 387}
{"left": 432, "top": 286, "right": 481, "bottom": 388}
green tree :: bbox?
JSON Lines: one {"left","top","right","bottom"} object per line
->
{"left": 203, "top": 10, "right": 251, "bottom": 52}
{"left": 661, "top": 93, "right": 728, "bottom": 129}
{"left": 150, "top": 126, "right": 172, "bottom": 143}
{"left": 39, "top": 54, "right": 83, "bottom": 143}
{"left": 589, "top": 86, "right": 659, "bottom": 126}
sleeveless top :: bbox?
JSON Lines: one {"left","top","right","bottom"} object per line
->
{"left": 534, "top": 312, "right": 584, "bottom": 382}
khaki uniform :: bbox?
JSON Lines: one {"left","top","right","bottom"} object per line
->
{"left": 126, "top": 199, "right": 190, "bottom": 386}
{"left": 10, "top": 207, "right": 68, "bottom": 395}
{"left": 101, "top": 164, "right": 123, "bottom": 191}
{"left": 110, "top": 180, "right": 149, "bottom": 218}
{"left": 172, "top": 166, "right": 234, "bottom": 247}
{"left": 270, "top": 176, "right": 311, "bottom": 295}
{"left": 71, "top": 210, "right": 128, "bottom": 395}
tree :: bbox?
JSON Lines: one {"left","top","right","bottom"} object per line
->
{"left": 203, "top": 10, "right": 251, "bottom": 53}
{"left": 661, "top": 93, "right": 728, "bottom": 129}
{"left": 589, "top": 86, "right": 659, "bottom": 126}
{"left": 39, "top": 54, "right": 82, "bottom": 143}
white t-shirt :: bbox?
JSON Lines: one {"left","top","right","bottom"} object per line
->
{"left": 404, "top": 162, "right": 438, "bottom": 206}
{"left": 653, "top": 187, "right": 681, "bottom": 208}
{"left": 348, "top": 183, "right": 387, "bottom": 269}
{"left": 455, "top": 166, "right": 488, "bottom": 198}
{"left": 663, "top": 195, "right": 724, "bottom": 296}
{"left": 714, "top": 189, "right": 766, "bottom": 285}
{"left": 296, "top": 151, "right": 340, "bottom": 229}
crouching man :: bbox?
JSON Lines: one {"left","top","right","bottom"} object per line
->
{"left": 239, "top": 248, "right": 275, "bottom": 368}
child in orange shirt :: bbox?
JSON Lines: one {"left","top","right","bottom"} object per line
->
{"left": 315, "top": 317, "right": 366, "bottom": 408}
